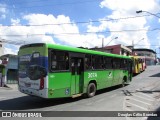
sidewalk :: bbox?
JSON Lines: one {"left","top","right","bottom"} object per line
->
{"left": 0, "top": 84, "right": 18, "bottom": 90}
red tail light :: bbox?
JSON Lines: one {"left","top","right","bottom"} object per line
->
{"left": 40, "top": 77, "right": 44, "bottom": 90}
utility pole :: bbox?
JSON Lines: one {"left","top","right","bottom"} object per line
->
{"left": 106, "top": 37, "right": 118, "bottom": 46}
{"left": 132, "top": 40, "right": 134, "bottom": 49}
{"left": 102, "top": 38, "right": 104, "bottom": 51}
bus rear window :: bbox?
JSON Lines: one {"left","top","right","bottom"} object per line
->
{"left": 20, "top": 43, "right": 45, "bottom": 49}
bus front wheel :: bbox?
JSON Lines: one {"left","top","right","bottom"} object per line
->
{"left": 86, "top": 83, "right": 96, "bottom": 98}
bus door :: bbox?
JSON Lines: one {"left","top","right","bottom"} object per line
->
{"left": 127, "top": 60, "right": 132, "bottom": 81}
{"left": 71, "top": 57, "right": 84, "bottom": 95}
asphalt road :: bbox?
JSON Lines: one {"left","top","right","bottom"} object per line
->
{"left": 0, "top": 65, "right": 160, "bottom": 120}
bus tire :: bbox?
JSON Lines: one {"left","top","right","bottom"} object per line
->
{"left": 86, "top": 83, "right": 96, "bottom": 98}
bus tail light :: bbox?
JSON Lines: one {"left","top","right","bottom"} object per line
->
{"left": 40, "top": 77, "right": 44, "bottom": 90}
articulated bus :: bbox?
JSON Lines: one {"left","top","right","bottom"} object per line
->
{"left": 18, "top": 43, "right": 132, "bottom": 98}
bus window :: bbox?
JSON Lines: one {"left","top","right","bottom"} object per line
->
{"left": 113, "top": 58, "right": 121, "bottom": 69}
{"left": 92, "top": 55, "right": 103, "bottom": 69}
{"left": 85, "top": 54, "right": 92, "bottom": 70}
{"left": 104, "top": 57, "right": 112, "bottom": 69}
{"left": 138, "top": 58, "right": 142, "bottom": 63}
{"left": 50, "top": 50, "right": 69, "bottom": 71}
{"left": 120, "top": 59, "right": 127, "bottom": 69}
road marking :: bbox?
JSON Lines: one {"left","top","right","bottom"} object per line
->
{"left": 137, "top": 92, "right": 153, "bottom": 99}
{"left": 125, "top": 101, "right": 148, "bottom": 111}
{"left": 126, "top": 97, "right": 152, "bottom": 106}
{"left": 133, "top": 94, "right": 154, "bottom": 102}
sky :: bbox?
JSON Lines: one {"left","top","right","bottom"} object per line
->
{"left": 0, "top": 0, "right": 160, "bottom": 57}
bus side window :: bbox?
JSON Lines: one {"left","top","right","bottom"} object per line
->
{"left": 65, "top": 53, "right": 69, "bottom": 70}
{"left": 91, "top": 55, "right": 103, "bottom": 70}
{"left": 51, "top": 52, "right": 57, "bottom": 69}
{"left": 85, "top": 54, "right": 92, "bottom": 70}
{"left": 104, "top": 57, "right": 112, "bottom": 69}
{"left": 120, "top": 59, "right": 127, "bottom": 69}
{"left": 50, "top": 50, "right": 69, "bottom": 71}
{"left": 92, "top": 55, "right": 96, "bottom": 69}
{"left": 113, "top": 58, "right": 120, "bottom": 69}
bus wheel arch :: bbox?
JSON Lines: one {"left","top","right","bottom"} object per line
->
{"left": 86, "top": 80, "right": 97, "bottom": 98}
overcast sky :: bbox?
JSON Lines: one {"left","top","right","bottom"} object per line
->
{"left": 0, "top": 0, "right": 160, "bottom": 57}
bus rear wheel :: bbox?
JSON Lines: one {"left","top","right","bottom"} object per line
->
{"left": 86, "top": 83, "right": 96, "bottom": 98}
{"left": 122, "top": 77, "right": 126, "bottom": 87}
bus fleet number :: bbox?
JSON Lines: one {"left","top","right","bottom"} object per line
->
{"left": 88, "top": 73, "right": 97, "bottom": 78}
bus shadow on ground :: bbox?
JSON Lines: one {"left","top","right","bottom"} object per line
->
{"left": 136, "top": 90, "right": 160, "bottom": 94}
{"left": 96, "top": 85, "right": 124, "bottom": 96}
{"left": 150, "top": 73, "right": 160, "bottom": 77}
{"left": 0, "top": 85, "right": 124, "bottom": 110}
{"left": 0, "top": 95, "right": 82, "bottom": 110}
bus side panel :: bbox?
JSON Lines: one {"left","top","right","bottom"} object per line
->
{"left": 95, "top": 71, "right": 113, "bottom": 90}
{"left": 105, "top": 70, "right": 113, "bottom": 88}
{"left": 94, "top": 71, "right": 106, "bottom": 90}
{"left": 48, "top": 72, "right": 71, "bottom": 98}
{"left": 83, "top": 70, "right": 113, "bottom": 93}
{"left": 118, "top": 70, "right": 124, "bottom": 85}
{"left": 112, "top": 70, "right": 121, "bottom": 86}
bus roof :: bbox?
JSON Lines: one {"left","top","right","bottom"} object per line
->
{"left": 19, "top": 43, "right": 131, "bottom": 59}
{"left": 46, "top": 43, "right": 131, "bottom": 59}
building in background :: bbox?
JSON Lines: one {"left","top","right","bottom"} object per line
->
{"left": 132, "top": 48, "right": 156, "bottom": 66}
{"left": 0, "top": 54, "right": 18, "bottom": 84}
{"left": 0, "top": 64, "right": 5, "bottom": 87}
{"left": 91, "top": 44, "right": 132, "bottom": 56}
{"left": 90, "top": 46, "right": 111, "bottom": 53}
{"left": 104, "top": 44, "right": 132, "bottom": 56}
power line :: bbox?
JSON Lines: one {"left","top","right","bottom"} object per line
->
{"left": 1, "top": 15, "right": 152, "bottom": 27}
{"left": 1, "top": 38, "right": 160, "bottom": 48}
{"left": 0, "top": 28, "right": 159, "bottom": 37}
{"left": 3, "top": 0, "right": 100, "bottom": 9}
{"left": 136, "top": 45, "right": 160, "bottom": 46}
{"left": 0, "top": 38, "right": 25, "bottom": 45}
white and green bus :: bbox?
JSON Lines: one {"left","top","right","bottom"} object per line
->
{"left": 18, "top": 43, "right": 132, "bottom": 98}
